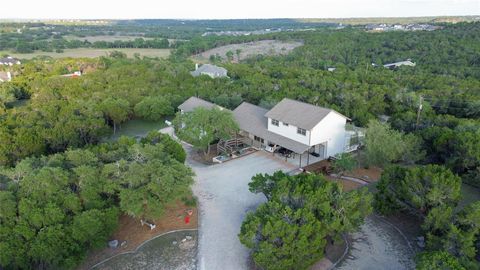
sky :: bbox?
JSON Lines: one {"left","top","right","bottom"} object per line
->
{"left": 2, "top": 0, "right": 479, "bottom": 19}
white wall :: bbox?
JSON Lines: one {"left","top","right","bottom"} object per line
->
{"left": 309, "top": 112, "right": 347, "bottom": 157}
{"left": 267, "top": 117, "right": 310, "bottom": 145}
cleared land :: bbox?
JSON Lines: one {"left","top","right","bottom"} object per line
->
{"left": 0, "top": 48, "right": 171, "bottom": 59}
{"left": 192, "top": 40, "right": 303, "bottom": 62}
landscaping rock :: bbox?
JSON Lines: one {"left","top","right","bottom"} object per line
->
{"left": 121, "top": 241, "right": 127, "bottom": 247}
{"left": 186, "top": 235, "right": 193, "bottom": 240}
{"left": 181, "top": 238, "right": 187, "bottom": 243}
{"left": 172, "top": 241, "right": 178, "bottom": 245}
{"left": 108, "top": 240, "right": 119, "bottom": 248}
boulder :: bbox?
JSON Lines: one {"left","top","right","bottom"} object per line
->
{"left": 108, "top": 240, "right": 119, "bottom": 248}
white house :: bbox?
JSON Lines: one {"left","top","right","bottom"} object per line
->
{"left": 0, "top": 56, "right": 21, "bottom": 66}
{"left": 190, "top": 64, "right": 228, "bottom": 79}
{"left": 383, "top": 60, "right": 416, "bottom": 69}
{"left": 177, "top": 96, "right": 356, "bottom": 167}
{"left": 235, "top": 98, "right": 349, "bottom": 161}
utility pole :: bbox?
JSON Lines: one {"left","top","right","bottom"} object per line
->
{"left": 415, "top": 95, "right": 423, "bottom": 131}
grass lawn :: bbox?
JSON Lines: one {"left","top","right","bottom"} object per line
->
{"left": 106, "top": 118, "right": 172, "bottom": 142}
{"left": 458, "top": 183, "right": 480, "bottom": 210}
{"left": 0, "top": 48, "right": 171, "bottom": 59}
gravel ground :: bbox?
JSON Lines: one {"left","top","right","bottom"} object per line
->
{"left": 335, "top": 215, "right": 416, "bottom": 270}
{"left": 92, "top": 230, "right": 197, "bottom": 270}
{"left": 187, "top": 148, "right": 295, "bottom": 270}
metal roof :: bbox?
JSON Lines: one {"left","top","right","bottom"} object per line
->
{"left": 190, "top": 64, "right": 228, "bottom": 77}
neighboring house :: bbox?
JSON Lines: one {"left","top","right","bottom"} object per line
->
{"left": 190, "top": 64, "right": 228, "bottom": 79}
{"left": 383, "top": 60, "right": 416, "bottom": 69}
{"left": 177, "top": 96, "right": 225, "bottom": 113}
{"left": 327, "top": 67, "right": 336, "bottom": 72}
{"left": 61, "top": 71, "right": 82, "bottom": 78}
{"left": 178, "top": 96, "right": 355, "bottom": 166}
{"left": 0, "top": 56, "right": 21, "bottom": 66}
{"left": 0, "top": 71, "right": 12, "bottom": 83}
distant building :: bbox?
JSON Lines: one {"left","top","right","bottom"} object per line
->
{"left": 327, "top": 67, "right": 336, "bottom": 72}
{"left": 0, "top": 71, "right": 12, "bottom": 83}
{"left": 0, "top": 56, "right": 21, "bottom": 66}
{"left": 190, "top": 64, "right": 228, "bottom": 79}
{"left": 383, "top": 60, "right": 416, "bottom": 69}
{"left": 61, "top": 71, "right": 82, "bottom": 78}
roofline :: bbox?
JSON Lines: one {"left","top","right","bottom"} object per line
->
{"left": 278, "top": 98, "right": 351, "bottom": 121}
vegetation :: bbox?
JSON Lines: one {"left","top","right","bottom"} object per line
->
{"left": 374, "top": 165, "right": 479, "bottom": 268}
{"left": 0, "top": 19, "right": 479, "bottom": 269}
{"left": 240, "top": 172, "right": 372, "bottom": 270}
{"left": 0, "top": 136, "right": 193, "bottom": 269}
{"left": 173, "top": 107, "right": 239, "bottom": 155}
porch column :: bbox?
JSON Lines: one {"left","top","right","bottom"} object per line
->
{"left": 299, "top": 154, "right": 302, "bottom": 168}
{"left": 307, "top": 151, "right": 310, "bottom": 165}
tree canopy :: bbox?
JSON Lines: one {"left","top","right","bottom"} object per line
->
{"left": 240, "top": 172, "right": 372, "bottom": 270}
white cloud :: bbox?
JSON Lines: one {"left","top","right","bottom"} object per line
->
{"left": 2, "top": 0, "right": 479, "bottom": 19}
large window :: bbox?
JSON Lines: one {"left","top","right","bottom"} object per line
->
{"left": 297, "top": 127, "right": 306, "bottom": 136}
{"left": 271, "top": 119, "right": 279, "bottom": 126}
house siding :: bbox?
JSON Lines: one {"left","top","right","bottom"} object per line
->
{"left": 267, "top": 117, "right": 311, "bottom": 145}
{"left": 309, "top": 112, "right": 347, "bottom": 157}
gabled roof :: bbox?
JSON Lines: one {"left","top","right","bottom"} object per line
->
{"left": 190, "top": 64, "right": 227, "bottom": 77}
{"left": 0, "top": 56, "right": 20, "bottom": 65}
{"left": 383, "top": 60, "right": 416, "bottom": 68}
{"left": 178, "top": 96, "right": 222, "bottom": 113}
{"left": 233, "top": 102, "right": 311, "bottom": 154}
{"left": 265, "top": 98, "right": 348, "bottom": 130}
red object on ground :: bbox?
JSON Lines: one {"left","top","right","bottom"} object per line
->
{"left": 184, "top": 216, "right": 190, "bottom": 224}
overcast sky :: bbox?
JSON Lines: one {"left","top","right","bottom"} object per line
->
{"left": 2, "top": 0, "right": 479, "bottom": 19}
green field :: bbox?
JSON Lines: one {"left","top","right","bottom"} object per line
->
{"left": 0, "top": 48, "right": 171, "bottom": 59}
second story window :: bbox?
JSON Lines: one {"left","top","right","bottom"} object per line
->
{"left": 297, "top": 127, "right": 306, "bottom": 136}
{"left": 271, "top": 119, "right": 279, "bottom": 126}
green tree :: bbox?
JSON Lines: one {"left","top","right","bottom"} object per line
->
{"left": 332, "top": 152, "right": 357, "bottom": 178}
{"left": 415, "top": 251, "right": 465, "bottom": 270}
{"left": 134, "top": 96, "right": 174, "bottom": 121}
{"left": 374, "top": 165, "right": 461, "bottom": 216}
{"left": 173, "top": 107, "right": 239, "bottom": 155}
{"left": 100, "top": 98, "right": 130, "bottom": 134}
{"left": 365, "top": 120, "right": 424, "bottom": 167}
{"left": 240, "top": 172, "right": 372, "bottom": 270}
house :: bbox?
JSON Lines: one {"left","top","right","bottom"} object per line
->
{"left": 327, "top": 67, "right": 336, "bottom": 72}
{"left": 61, "top": 71, "right": 82, "bottom": 78}
{"left": 0, "top": 56, "right": 21, "bottom": 66}
{"left": 383, "top": 60, "right": 416, "bottom": 69}
{"left": 0, "top": 71, "right": 12, "bottom": 83}
{"left": 234, "top": 98, "right": 350, "bottom": 166}
{"left": 177, "top": 96, "right": 224, "bottom": 113}
{"left": 190, "top": 64, "right": 228, "bottom": 79}
{"left": 177, "top": 96, "right": 356, "bottom": 167}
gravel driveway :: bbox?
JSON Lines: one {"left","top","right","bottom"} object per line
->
{"left": 187, "top": 148, "right": 295, "bottom": 270}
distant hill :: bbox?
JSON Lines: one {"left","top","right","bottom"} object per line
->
{"left": 298, "top": 16, "right": 480, "bottom": 25}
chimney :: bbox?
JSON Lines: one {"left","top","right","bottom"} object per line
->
{"left": 195, "top": 63, "right": 199, "bottom": 70}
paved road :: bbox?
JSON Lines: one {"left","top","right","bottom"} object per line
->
{"left": 186, "top": 149, "right": 295, "bottom": 270}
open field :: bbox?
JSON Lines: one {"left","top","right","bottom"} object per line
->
{"left": 63, "top": 35, "right": 153, "bottom": 42}
{"left": 0, "top": 48, "right": 171, "bottom": 59}
{"left": 192, "top": 40, "right": 303, "bottom": 63}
